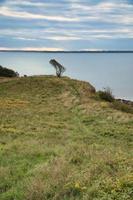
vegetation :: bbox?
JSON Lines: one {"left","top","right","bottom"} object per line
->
{"left": 112, "top": 100, "right": 133, "bottom": 114}
{"left": 97, "top": 87, "right": 133, "bottom": 114}
{"left": 49, "top": 59, "right": 66, "bottom": 77}
{"left": 0, "top": 76, "right": 133, "bottom": 200}
{"left": 97, "top": 87, "right": 114, "bottom": 102}
{"left": 0, "top": 65, "right": 19, "bottom": 77}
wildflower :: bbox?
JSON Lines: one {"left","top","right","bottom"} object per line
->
{"left": 75, "top": 182, "right": 80, "bottom": 189}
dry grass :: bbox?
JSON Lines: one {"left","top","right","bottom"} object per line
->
{"left": 0, "top": 98, "right": 29, "bottom": 108}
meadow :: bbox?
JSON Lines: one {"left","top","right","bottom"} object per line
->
{"left": 0, "top": 76, "right": 133, "bottom": 200}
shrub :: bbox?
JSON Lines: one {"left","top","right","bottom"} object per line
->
{"left": 112, "top": 101, "right": 133, "bottom": 114}
{"left": 97, "top": 87, "right": 114, "bottom": 102}
{"left": 0, "top": 65, "right": 19, "bottom": 77}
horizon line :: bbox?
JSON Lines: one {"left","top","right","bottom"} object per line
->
{"left": 0, "top": 50, "right": 133, "bottom": 53}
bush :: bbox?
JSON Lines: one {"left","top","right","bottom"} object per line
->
{"left": 97, "top": 87, "right": 114, "bottom": 102}
{"left": 112, "top": 101, "right": 133, "bottom": 114}
{"left": 97, "top": 87, "right": 133, "bottom": 114}
{"left": 0, "top": 65, "right": 19, "bottom": 77}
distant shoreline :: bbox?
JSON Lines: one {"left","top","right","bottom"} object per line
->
{"left": 0, "top": 50, "right": 133, "bottom": 53}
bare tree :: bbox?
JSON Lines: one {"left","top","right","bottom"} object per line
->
{"left": 49, "top": 59, "right": 66, "bottom": 77}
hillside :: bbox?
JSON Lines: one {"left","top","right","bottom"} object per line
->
{"left": 0, "top": 76, "right": 133, "bottom": 200}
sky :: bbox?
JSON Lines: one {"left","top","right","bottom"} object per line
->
{"left": 0, "top": 0, "right": 133, "bottom": 51}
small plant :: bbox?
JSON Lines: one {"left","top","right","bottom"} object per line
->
{"left": 97, "top": 87, "right": 114, "bottom": 102}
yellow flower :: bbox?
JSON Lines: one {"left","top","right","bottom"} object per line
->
{"left": 75, "top": 182, "right": 80, "bottom": 189}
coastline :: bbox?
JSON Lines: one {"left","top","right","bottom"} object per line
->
{"left": 116, "top": 98, "right": 133, "bottom": 106}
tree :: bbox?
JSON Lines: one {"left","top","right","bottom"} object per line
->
{"left": 0, "top": 65, "right": 19, "bottom": 77}
{"left": 49, "top": 59, "right": 66, "bottom": 77}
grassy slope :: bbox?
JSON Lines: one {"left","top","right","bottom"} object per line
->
{"left": 0, "top": 76, "right": 133, "bottom": 200}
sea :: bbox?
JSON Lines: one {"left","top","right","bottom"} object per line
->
{"left": 0, "top": 52, "right": 133, "bottom": 101}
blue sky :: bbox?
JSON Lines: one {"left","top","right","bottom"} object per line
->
{"left": 0, "top": 0, "right": 133, "bottom": 51}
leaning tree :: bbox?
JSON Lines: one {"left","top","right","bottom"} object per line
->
{"left": 49, "top": 59, "right": 66, "bottom": 77}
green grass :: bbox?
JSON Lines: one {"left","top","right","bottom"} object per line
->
{"left": 0, "top": 76, "right": 133, "bottom": 200}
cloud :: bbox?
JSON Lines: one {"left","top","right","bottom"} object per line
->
{"left": 7, "top": 0, "right": 45, "bottom": 7}
{"left": 0, "top": 6, "right": 79, "bottom": 22}
{"left": 7, "top": 0, "right": 65, "bottom": 8}
{"left": 0, "top": 0, "right": 133, "bottom": 50}
{"left": 69, "top": 1, "right": 133, "bottom": 25}
{"left": 0, "top": 47, "right": 64, "bottom": 51}
{"left": 15, "top": 37, "right": 37, "bottom": 41}
{"left": 1, "top": 27, "right": 133, "bottom": 42}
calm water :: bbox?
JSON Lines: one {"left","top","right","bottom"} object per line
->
{"left": 0, "top": 52, "right": 133, "bottom": 100}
